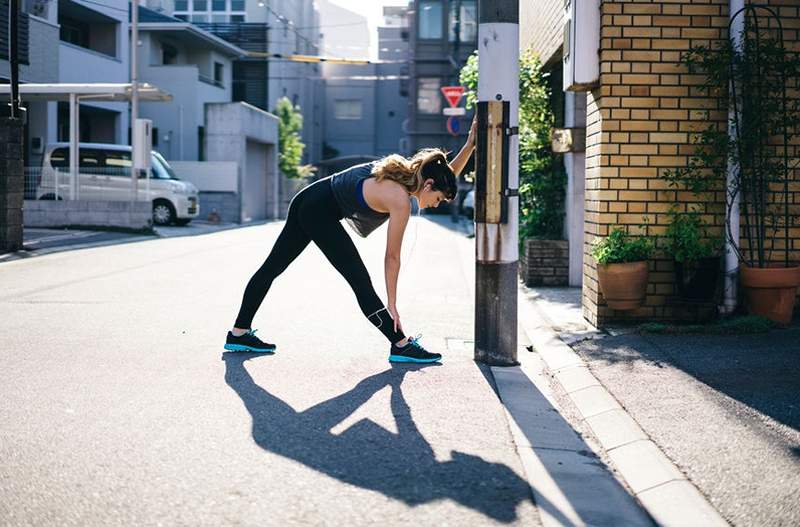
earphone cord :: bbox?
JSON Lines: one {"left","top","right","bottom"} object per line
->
{"left": 404, "top": 201, "right": 421, "bottom": 264}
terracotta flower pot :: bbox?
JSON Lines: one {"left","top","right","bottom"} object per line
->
{"left": 597, "top": 261, "right": 649, "bottom": 310}
{"left": 740, "top": 265, "right": 800, "bottom": 325}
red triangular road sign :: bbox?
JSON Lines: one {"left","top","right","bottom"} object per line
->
{"left": 441, "top": 86, "right": 465, "bottom": 108}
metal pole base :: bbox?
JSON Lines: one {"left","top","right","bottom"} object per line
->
{"left": 475, "top": 261, "right": 519, "bottom": 366}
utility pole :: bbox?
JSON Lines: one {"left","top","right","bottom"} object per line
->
{"left": 1, "top": 0, "right": 24, "bottom": 253}
{"left": 474, "top": 0, "right": 519, "bottom": 366}
{"left": 131, "top": 0, "right": 139, "bottom": 200}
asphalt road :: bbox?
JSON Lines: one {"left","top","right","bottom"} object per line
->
{"left": 573, "top": 330, "right": 800, "bottom": 527}
{"left": 0, "top": 218, "right": 539, "bottom": 526}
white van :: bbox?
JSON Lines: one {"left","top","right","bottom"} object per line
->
{"left": 36, "top": 143, "right": 200, "bottom": 226}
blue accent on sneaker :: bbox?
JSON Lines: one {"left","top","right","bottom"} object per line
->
{"left": 224, "top": 343, "right": 275, "bottom": 353}
{"left": 388, "top": 354, "right": 441, "bottom": 363}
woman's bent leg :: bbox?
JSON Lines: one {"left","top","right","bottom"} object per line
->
{"left": 233, "top": 213, "right": 310, "bottom": 329}
{"left": 300, "top": 213, "right": 405, "bottom": 344}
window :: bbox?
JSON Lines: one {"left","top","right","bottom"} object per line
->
{"left": 214, "top": 62, "right": 224, "bottom": 86}
{"left": 449, "top": 0, "right": 477, "bottom": 43}
{"left": 104, "top": 151, "right": 133, "bottom": 178}
{"left": 417, "top": 78, "right": 441, "bottom": 114}
{"left": 50, "top": 149, "right": 106, "bottom": 170}
{"left": 162, "top": 42, "right": 178, "bottom": 65}
{"left": 334, "top": 100, "right": 362, "bottom": 120}
{"left": 418, "top": 0, "right": 443, "bottom": 39}
{"left": 176, "top": 0, "right": 243, "bottom": 22}
{"left": 60, "top": 19, "right": 89, "bottom": 48}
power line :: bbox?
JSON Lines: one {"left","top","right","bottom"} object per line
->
{"left": 294, "top": 21, "right": 367, "bottom": 30}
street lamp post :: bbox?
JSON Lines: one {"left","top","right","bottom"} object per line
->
{"left": 474, "top": 0, "right": 519, "bottom": 366}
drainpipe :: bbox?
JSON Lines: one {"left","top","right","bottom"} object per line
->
{"left": 721, "top": 0, "right": 744, "bottom": 315}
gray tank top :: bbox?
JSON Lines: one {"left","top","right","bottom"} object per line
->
{"left": 329, "top": 162, "right": 391, "bottom": 238}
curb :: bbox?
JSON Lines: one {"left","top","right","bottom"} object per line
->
{"left": 517, "top": 293, "right": 729, "bottom": 527}
{"left": 0, "top": 220, "right": 276, "bottom": 264}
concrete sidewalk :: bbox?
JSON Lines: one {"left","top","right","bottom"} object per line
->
{"left": 521, "top": 285, "right": 800, "bottom": 526}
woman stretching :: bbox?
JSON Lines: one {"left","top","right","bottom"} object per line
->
{"left": 224, "top": 121, "right": 476, "bottom": 363}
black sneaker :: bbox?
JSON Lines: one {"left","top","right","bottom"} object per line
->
{"left": 389, "top": 334, "right": 442, "bottom": 364}
{"left": 224, "top": 329, "right": 276, "bottom": 353}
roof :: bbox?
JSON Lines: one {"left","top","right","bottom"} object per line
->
{"left": 0, "top": 83, "right": 172, "bottom": 102}
{"left": 134, "top": 6, "right": 246, "bottom": 58}
{"left": 135, "top": 5, "right": 184, "bottom": 24}
{"left": 47, "top": 142, "right": 133, "bottom": 151}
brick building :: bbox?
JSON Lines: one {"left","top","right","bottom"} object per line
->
{"left": 522, "top": 0, "right": 800, "bottom": 327}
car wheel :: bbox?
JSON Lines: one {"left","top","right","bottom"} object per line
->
{"left": 153, "top": 199, "right": 176, "bottom": 226}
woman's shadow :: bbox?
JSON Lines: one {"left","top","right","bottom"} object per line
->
{"left": 223, "top": 352, "right": 533, "bottom": 523}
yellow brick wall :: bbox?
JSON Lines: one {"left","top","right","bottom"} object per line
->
{"left": 520, "top": 0, "right": 564, "bottom": 64}
{"left": 583, "top": 0, "right": 800, "bottom": 327}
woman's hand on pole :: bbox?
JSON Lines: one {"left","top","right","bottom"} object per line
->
{"left": 467, "top": 116, "right": 477, "bottom": 147}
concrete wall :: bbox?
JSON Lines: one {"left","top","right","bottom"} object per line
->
{"left": 204, "top": 102, "right": 281, "bottom": 222}
{"left": 23, "top": 200, "right": 152, "bottom": 229}
{"left": 323, "top": 63, "right": 377, "bottom": 157}
{"left": 169, "top": 161, "right": 238, "bottom": 192}
{"left": 138, "top": 32, "right": 233, "bottom": 162}
{"left": 198, "top": 191, "right": 239, "bottom": 223}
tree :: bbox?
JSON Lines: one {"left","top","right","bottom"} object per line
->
{"left": 274, "top": 97, "right": 313, "bottom": 179}
{"left": 459, "top": 50, "right": 566, "bottom": 241}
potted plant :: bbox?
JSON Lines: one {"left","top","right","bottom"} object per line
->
{"left": 591, "top": 227, "right": 655, "bottom": 310}
{"left": 665, "top": 209, "right": 723, "bottom": 302}
{"left": 668, "top": 10, "right": 800, "bottom": 324}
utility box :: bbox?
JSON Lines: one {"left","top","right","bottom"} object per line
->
{"left": 133, "top": 118, "right": 152, "bottom": 171}
{"left": 563, "top": 0, "right": 600, "bottom": 91}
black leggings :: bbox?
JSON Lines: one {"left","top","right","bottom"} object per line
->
{"left": 233, "top": 178, "right": 406, "bottom": 345}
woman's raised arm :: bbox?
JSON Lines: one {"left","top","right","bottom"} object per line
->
{"left": 448, "top": 117, "right": 477, "bottom": 177}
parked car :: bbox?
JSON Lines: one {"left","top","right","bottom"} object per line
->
{"left": 36, "top": 143, "right": 199, "bottom": 226}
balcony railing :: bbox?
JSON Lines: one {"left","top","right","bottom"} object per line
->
{"left": 194, "top": 22, "right": 269, "bottom": 53}
{"left": 198, "top": 74, "right": 224, "bottom": 89}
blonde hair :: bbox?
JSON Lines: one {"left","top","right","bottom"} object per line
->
{"left": 371, "top": 148, "right": 455, "bottom": 198}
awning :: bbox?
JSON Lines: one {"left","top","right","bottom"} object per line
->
{"left": 0, "top": 83, "right": 172, "bottom": 102}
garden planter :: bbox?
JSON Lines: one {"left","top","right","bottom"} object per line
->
{"left": 675, "top": 257, "right": 721, "bottom": 302}
{"left": 740, "top": 265, "right": 800, "bottom": 325}
{"left": 597, "top": 261, "right": 649, "bottom": 310}
{"left": 519, "top": 239, "right": 569, "bottom": 286}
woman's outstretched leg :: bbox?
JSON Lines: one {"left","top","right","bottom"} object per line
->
{"left": 233, "top": 212, "right": 310, "bottom": 331}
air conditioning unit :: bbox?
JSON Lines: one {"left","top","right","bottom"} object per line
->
{"left": 563, "top": 0, "right": 600, "bottom": 91}
{"left": 133, "top": 119, "right": 152, "bottom": 171}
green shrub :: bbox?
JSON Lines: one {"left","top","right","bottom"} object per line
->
{"left": 665, "top": 209, "right": 722, "bottom": 263}
{"left": 591, "top": 227, "right": 654, "bottom": 265}
{"left": 459, "top": 50, "right": 566, "bottom": 241}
